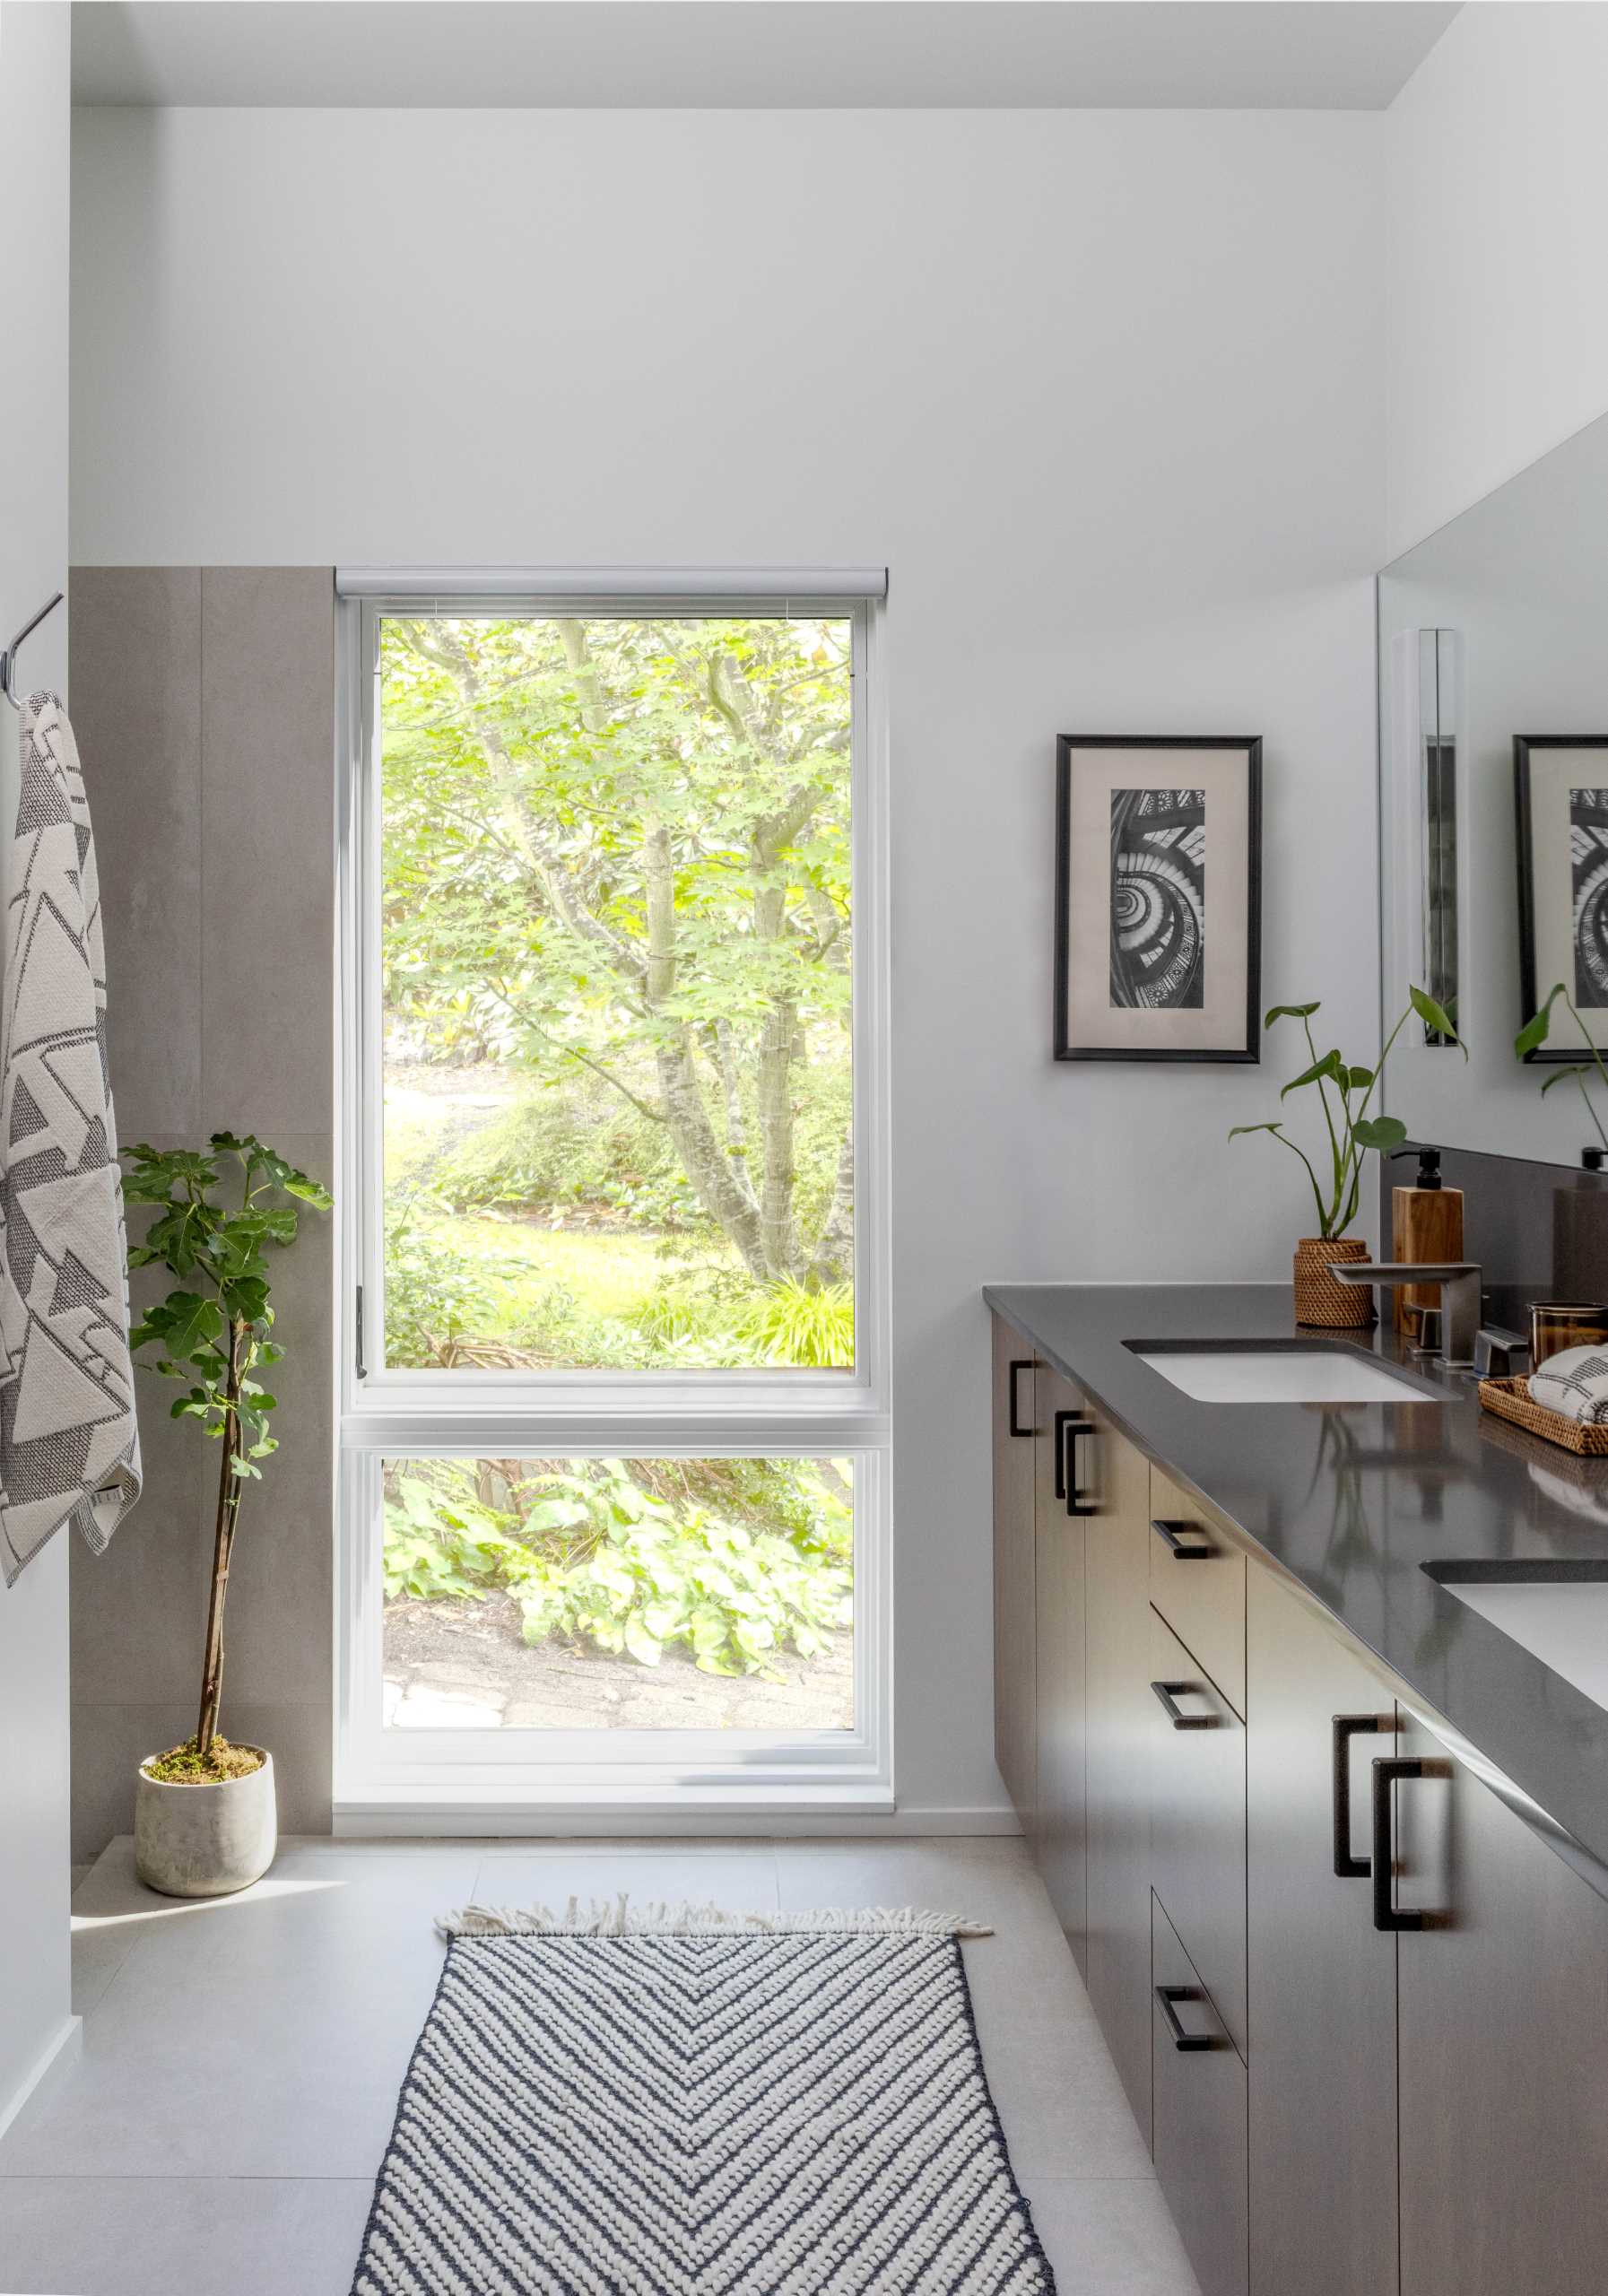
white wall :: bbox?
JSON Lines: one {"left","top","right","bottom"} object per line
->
{"left": 0, "top": 0, "right": 76, "bottom": 2135}
{"left": 70, "top": 105, "right": 1386, "bottom": 1822}
{"left": 1386, "top": 3, "right": 1608, "bottom": 560}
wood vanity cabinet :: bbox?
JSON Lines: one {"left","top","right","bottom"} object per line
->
{"left": 987, "top": 1310, "right": 1608, "bottom": 2296}
{"left": 990, "top": 1320, "right": 1038, "bottom": 1825}
{"left": 1393, "top": 1715, "right": 1608, "bottom": 2296}
{"left": 1033, "top": 1360, "right": 1090, "bottom": 1970}
{"left": 1082, "top": 1409, "right": 1154, "bottom": 2137}
{"left": 1246, "top": 1568, "right": 1399, "bottom": 2296}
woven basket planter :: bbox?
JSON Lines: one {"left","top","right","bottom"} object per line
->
{"left": 1294, "top": 1237, "right": 1374, "bottom": 1328}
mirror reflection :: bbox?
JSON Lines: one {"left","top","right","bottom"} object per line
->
{"left": 1378, "top": 413, "right": 1608, "bottom": 1168}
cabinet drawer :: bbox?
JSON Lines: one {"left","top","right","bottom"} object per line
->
{"left": 1152, "top": 1894, "right": 1248, "bottom": 2296}
{"left": 1150, "top": 1607, "right": 1247, "bottom": 2056}
{"left": 1149, "top": 1466, "right": 1246, "bottom": 1718}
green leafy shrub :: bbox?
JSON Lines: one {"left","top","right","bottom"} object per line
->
{"left": 739, "top": 1277, "right": 855, "bottom": 1368}
{"left": 431, "top": 1089, "right": 697, "bottom": 1229}
{"left": 382, "top": 1472, "right": 525, "bottom": 1600}
{"left": 382, "top": 1457, "right": 851, "bottom": 1681}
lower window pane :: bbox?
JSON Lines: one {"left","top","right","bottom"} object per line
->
{"left": 382, "top": 1456, "right": 853, "bottom": 1732}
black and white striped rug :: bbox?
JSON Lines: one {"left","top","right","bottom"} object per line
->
{"left": 351, "top": 1905, "right": 1055, "bottom": 2294}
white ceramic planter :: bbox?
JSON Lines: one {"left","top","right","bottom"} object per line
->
{"left": 134, "top": 1747, "right": 277, "bottom": 1898}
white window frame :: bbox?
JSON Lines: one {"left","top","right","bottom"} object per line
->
{"left": 333, "top": 582, "right": 891, "bottom": 1830}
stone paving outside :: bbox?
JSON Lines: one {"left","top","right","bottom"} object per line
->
{"left": 382, "top": 1594, "right": 854, "bottom": 1731}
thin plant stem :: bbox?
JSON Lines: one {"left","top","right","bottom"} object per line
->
{"left": 1302, "top": 1013, "right": 1343, "bottom": 1223}
{"left": 1265, "top": 1126, "right": 1329, "bottom": 1232}
{"left": 1566, "top": 994, "right": 1608, "bottom": 1140}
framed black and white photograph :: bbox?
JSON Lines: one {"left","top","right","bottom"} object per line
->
{"left": 1054, "top": 735, "right": 1262, "bottom": 1062}
{"left": 1516, "top": 735, "right": 1608, "bottom": 1057}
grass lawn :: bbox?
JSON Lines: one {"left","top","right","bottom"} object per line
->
{"left": 448, "top": 1215, "right": 734, "bottom": 1323}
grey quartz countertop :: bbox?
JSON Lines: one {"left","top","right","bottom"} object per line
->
{"left": 985, "top": 1282, "right": 1608, "bottom": 1889}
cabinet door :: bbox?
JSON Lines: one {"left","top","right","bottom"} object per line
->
{"left": 1395, "top": 1717, "right": 1608, "bottom": 2296}
{"left": 1084, "top": 1412, "right": 1153, "bottom": 2140}
{"left": 1153, "top": 1893, "right": 1248, "bottom": 2296}
{"left": 1034, "top": 1361, "right": 1088, "bottom": 1972}
{"left": 1149, "top": 1608, "right": 1247, "bottom": 2055}
{"left": 990, "top": 1317, "right": 1038, "bottom": 1825}
{"left": 1246, "top": 1568, "right": 1398, "bottom": 2296}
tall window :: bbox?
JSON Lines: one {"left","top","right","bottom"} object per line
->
{"left": 337, "top": 585, "right": 888, "bottom": 1819}
{"left": 378, "top": 613, "right": 855, "bottom": 1374}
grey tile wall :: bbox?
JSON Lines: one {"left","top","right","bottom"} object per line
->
{"left": 68, "top": 568, "right": 336, "bottom": 1861}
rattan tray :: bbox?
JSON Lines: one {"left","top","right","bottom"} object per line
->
{"left": 1478, "top": 1376, "right": 1608, "bottom": 1457}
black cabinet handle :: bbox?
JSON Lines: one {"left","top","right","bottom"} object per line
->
{"left": 1008, "top": 1360, "right": 1035, "bottom": 1439}
{"left": 1151, "top": 1678, "right": 1219, "bottom": 1731}
{"left": 1060, "top": 1414, "right": 1096, "bottom": 1516}
{"left": 1052, "top": 1408, "right": 1073, "bottom": 1500}
{"left": 1154, "top": 1984, "right": 1214, "bottom": 2052}
{"left": 1333, "top": 1713, "right": 1391, "bottom": 1877}
{"left": 1371, "top": 1754, "right": 1449, "bottom": 1930}
{"left": 1151, "top": 1518, "right": 1214, "bottom": 1561}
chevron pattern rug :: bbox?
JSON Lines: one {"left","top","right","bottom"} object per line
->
{"left": 351, "top": 1909, "right": 1054, "bottom": 2295}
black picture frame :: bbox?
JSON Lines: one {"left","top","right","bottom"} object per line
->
{"left": 1515, "top": 735, "right": 1608, "bottom": 1060}
{"left": 1054, "top": 734, "right": 1262, "bottom": 1063}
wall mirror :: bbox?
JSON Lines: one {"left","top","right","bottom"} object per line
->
{"left": 1378, "top": 410, "right": 1608, "bottom": 1168}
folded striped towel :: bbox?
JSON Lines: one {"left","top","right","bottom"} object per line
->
{"left": 1530, "top": 1346, "right": 1608, "bottom": 1425}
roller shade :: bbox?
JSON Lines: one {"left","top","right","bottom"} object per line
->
{"left": 335, "top": 565, "right": 887, "bottom": 601}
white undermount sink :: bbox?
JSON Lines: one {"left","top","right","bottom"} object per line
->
{"left": 1132, "top": 1344, "right": 1432, "bottom": 1405}
{"left": 1432, "top": 1573, "right": 1608, "bottom": 1712}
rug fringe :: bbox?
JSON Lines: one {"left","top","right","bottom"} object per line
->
{"left": 437, "top": 1897, "right": 994, "bottom": 1941}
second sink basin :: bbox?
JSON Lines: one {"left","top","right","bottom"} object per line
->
{"left": 1428, "top": 1565, "right": 1608, "bottom": 1712}
{"left": 1130, "top": 1341, "right": 1434, "bottom": 1405}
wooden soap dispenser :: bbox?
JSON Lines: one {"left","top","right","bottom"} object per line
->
{"left": 1390, "top": 1145, "right": 1464, "bottom": 1339}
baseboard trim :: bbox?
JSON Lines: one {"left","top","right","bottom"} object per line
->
{"left": 334, "top": 1804, "right": 1021, "bottom": 1840}
{"left": 0, "top": 2013, "right": 83, "bottom": 2147}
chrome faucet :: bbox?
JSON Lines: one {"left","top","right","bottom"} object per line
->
{"left": 1328, "top": 1262, "right": 1484, "bottom": 1370}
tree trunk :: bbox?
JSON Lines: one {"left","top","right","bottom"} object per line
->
{"left": 756, "top": 988, "right": 801, "bottom": 1277}
{"left": 810, "top": 1124, "right": 855, "bottom": 1285}
{"left": 196, "top": 1319, "right": 245, "bottom": 1755}
{"left": 639, "top": 814, "right": 770, "bottom": 1276}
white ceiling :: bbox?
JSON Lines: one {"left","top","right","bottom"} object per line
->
{"left": 70, "top": 1, "right": 1463, "bottom": 111}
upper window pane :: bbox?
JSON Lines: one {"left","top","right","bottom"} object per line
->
{"left": 378, "top": 613, "right": 854, "bottom": 1372}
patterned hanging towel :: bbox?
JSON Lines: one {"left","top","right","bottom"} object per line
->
{"left": 0, "top": 691, "right": 141, "bottom": 1584}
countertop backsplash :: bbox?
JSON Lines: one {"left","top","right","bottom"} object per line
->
{"left": 1382, "top": 1138, "right": 1608, "bottom": 1332}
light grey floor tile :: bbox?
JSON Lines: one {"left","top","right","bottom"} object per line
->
{"left": 1, "top": 1869, "right": 456, "bottom": 2179}
{"left": 1021, "top": 2176, "right": 1203, "bottom": 2294}
{"left": 469, "top": 1846, "right": 782, "bottom": 1917}
{"left": 0, "top": 2175, "right": 372, "bottom": 2296}
{"left": 70, "top": 1916, "right": 137, "bottom": 2018}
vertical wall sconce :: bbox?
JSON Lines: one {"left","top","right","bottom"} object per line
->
{"left": 1417, "top": 628, "right": 1461, "bottom": 1044}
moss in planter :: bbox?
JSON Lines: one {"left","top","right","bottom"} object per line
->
{"left": 142, "top": 1735, "right": 265, "bottom": 1786}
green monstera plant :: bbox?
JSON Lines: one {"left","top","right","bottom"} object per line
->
{"left": 123, "top": 1134, "right": 333, "bottom": 1779}
{"left": 1230, "top": 987, "right": 1462, "bottom": 1237}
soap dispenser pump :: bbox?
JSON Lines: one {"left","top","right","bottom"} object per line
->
{"left": 1390, "top": 1146, "right": 1465, "bottom": 1339}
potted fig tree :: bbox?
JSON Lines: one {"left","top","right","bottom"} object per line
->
{"left": 124, "top": 1133, "right": 333, "bottom": 1897}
